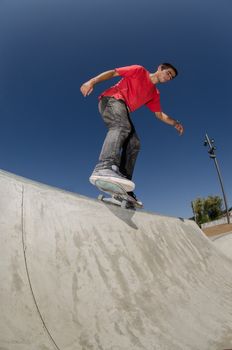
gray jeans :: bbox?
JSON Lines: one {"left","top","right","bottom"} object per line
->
{"left": 96, "top": 97, "right": 140, "bottom": 180}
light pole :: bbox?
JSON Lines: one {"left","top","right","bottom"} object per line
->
{"left": 204, "top": 134, "right": 230, "bottom": 224}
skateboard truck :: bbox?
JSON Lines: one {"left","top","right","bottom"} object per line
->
{"left": 95, "top": 179, "right": 140, "bottom": 209}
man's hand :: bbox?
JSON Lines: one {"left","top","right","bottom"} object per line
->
{"left": 80, "top": 70, "right": 119, "bottom": 97}
{"left": 155, "top": 112, "right": 184, "bottom": 136}
{"left": 80, "top": 79, "right": 95, "bottom": 97}
{"left": 174, "top": 121, "right": 184, "bottom": 136}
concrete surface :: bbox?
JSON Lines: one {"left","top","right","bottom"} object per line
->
{"left": 212, "top": 232, "right": 232, "bottom": 260}
{"left": 0, "top": 169, "right": 232, "bottom": 350}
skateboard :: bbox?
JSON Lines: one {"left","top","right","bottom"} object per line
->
{"left": 95, "top": 179, "right": 142, "bottom": 209}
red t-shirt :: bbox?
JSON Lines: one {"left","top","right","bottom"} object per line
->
{"left": 99, "top": 65, "right": 162, "bottom": 113}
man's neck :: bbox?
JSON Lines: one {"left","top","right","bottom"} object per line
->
{"left": 149, "top": 72, "right": 159, "bottom": 84}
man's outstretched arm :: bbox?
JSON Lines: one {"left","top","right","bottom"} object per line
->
{"left": 155, "top": 111, "right": 184, "bottom": 135}
{"left": 80, "top": 70, "right": 119, "bottom": 97}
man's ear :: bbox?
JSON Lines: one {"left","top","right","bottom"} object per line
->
{"left": 157, "top": 65, "right": 163, "bottom": 71}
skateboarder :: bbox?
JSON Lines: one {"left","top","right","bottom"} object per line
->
{"left": 80, "top": 64, "right": 184, "bottom": 206}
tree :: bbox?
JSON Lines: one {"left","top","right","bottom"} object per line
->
{"left": 191, "top": 196, "right": 223, "bottom": 225}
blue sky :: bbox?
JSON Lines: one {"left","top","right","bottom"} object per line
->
{"left": 0, "top": 0, "right": 232, "bottom": 218}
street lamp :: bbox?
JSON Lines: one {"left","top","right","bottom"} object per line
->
{"left": 204, "top": 134, "right": 230, "bottom": 224}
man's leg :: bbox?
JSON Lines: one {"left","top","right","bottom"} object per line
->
{"left": 118, "top": 120, "right": 143, "bottom": 206}
{"left": 97, "top": 97, "right": 132, "bottom": 169}
{"left": 89, "top": 97, "right": 135, "bottom": 191}
{"left": 119, "top": 127, "right": 141, "bottom": 180}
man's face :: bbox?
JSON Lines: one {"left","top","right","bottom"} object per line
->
{"left": 158, "top": 67, "right": 176, "bottom": 83}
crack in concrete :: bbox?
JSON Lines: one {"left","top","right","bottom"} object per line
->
{"left": 21, "top": 185, "right": 61, "bottom": 350}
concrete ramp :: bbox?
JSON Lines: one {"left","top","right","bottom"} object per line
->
{"left": 212, "top": 233, "right": 232, "bottom": 260}
{"left": 0, "top": 169, "right": 232, "bottom": 350}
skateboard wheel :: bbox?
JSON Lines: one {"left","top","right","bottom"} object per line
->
{"left": 98, "top": 194, "right": 104, "bottom": 201}
{"left": 121, "top": 200, "right": 127, "bottom": 209}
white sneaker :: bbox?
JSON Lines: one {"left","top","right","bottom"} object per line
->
{"left": 89, "top": 165, "right": 135, "bottom": 192}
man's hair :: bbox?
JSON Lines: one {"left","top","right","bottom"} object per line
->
{"left": 160, "top": 63, "right": 178, "bottom": 77}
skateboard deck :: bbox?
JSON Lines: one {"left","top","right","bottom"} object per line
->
{"left": 95, "top": 179, "right": 142, "bottom": 209}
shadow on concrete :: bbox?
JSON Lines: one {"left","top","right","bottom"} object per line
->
{"left": 100, "top": 201, "right": 138, "bottom": 230}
